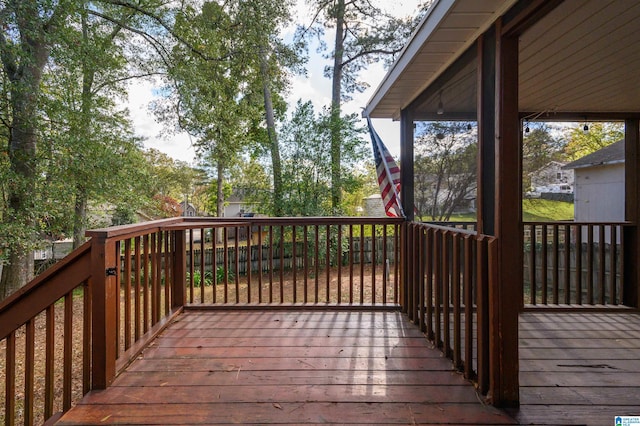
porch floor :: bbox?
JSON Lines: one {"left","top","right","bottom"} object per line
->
{"left": 56, "top": 309, "right": 513, "bottom": 425}
{"left": 512, "top": 311, "right": 640, "bottom": 425}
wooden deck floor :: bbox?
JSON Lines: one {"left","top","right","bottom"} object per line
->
{"left": 57, "top": 309, "right": 513, "bottom": 425}
{"left": 512, "top": 311, "right": 640, "bottom": 425}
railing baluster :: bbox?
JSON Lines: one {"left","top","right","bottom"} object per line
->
{"left": 382, "top": 224, "right": 388, "bottom": 304}
{"left": 143, "top": 234, "right": 150, "bottom": 333}
{"left": 553, "top": 225, "right": 559, "bottom": 304}
{"left": 199, "top": 229, "right": 205, "bottom": 304}
{"left": 564, "top": 224, "right": 571, "bottom": 305}
{"left": 434, "top": 229, "right": 442, "bottom": 347}
{"left": 25, "top": 318, "right": 35, "bottom": 425}
{"left": 124, "top": 239, "right": 132, "bottom": 350}
{"left": 314, "top": 225, "right": 320, "bottom": 303}
{"left": 115, "top": 240, "right": 122, "bottom": 354}
{"left": 476, "top": 237, "right": 489, "bottom": 395}
{"left": 463, "top": 235, "right": 473, "bottom": 380}
{"left": 234, "top": 226, "right": 240, "bottom": 304}
{"left": 442, "top": 231, "right": 451, "bottom": 357}
{"left": 349, "top": 224, "right": 354, "bottom": 304}
{"left": 541, "top": 224, "right": 548, "bottom": 305}
{"left": 247, "top": 224, "right": 252, "bottom": 303}
{"left": 134, "top": 236, "right": 142, "bottom": 338}
{"left": 598, "top": 225, "right": 606, "bottom": 305}
{"left": 45, "top": 305, "right": 55, "bottom": 419}
{"left": 360, "top": 224, "right": 365, "bottom": 305}
{"left": 372, "top": 224, "right": 377, "bottom": 304}
{"left": 280, "top": 225, "right": 285, "bottom": 303}
{"left": 613, "top": 225, "right": 619, "bottom": 304}
{"left": 418, "top": 225, "right": 425, "bottom": 332}
{"left": 304, "top": 225, "right": 309, "bottom": 304}
{"left": 269, "top": 225, "right": 274, "bottom": 303}
{"left": 223, "top": 227, "right": 229, "bottom": 304}
{"left": 529, "top": 224, "right": 536, "bottom": 305}
{"left": 5, "top": 330, "right": 16, "bottom": 425}
{"left": 575, "top": 224, "right": 583, "bottom": 304}
{"left": 83, "top": 281, "right": 92, "bottom": 395}
{"left": 258, "top": 225, "right": 263, "bottom": 304}
{"left": 587, "top": 224, "right": 594, "bottom": 304}
{"left": 64, "top": 292, "right": 73, "bottom": 411}
{"left": 452, "top": 234, "right": 461, "bottom": 369}
{"left": 425, "top": 227, "right": 433, "bottom": 340}
{"left": 337, "top": 224, "right": 342, "bottom": 303}
{"left": 292, "top": 225, "right": 297, "bottom": 303}
{"left": 394, "top": 224, "right": 399, "bottom": 304}
{"left": 325, "top": 224, "right": 330, "bottom": 303}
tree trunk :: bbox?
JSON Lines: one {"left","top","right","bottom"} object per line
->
{"left": 216, "top": 161, "right": 224, "bottom": 218}
{"left": 0, "top": 5, "right": 52, "bottom": 295}
{"left": 259, "top": 47, "right": 283, "bottom": 216}
{"left": 73, "top": 186, "right": 88, "bottom": 249}
{"left": 330, "top": 0, "right": 345, "bottom": 212}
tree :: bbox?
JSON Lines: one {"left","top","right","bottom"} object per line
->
{"left": 564, "top": 122, "right": 624, "bottom": 161}
{"left": 270, "top": 100, "right": 367, "bottom": 216}
{"left": 522, "top": 124, "right": 565, "bottom": 192}
{"left": 414, "top": 122, "right": 477, "bottom": 221}
{"left": 301, "top": 0, "right": 428, "bottom": 210}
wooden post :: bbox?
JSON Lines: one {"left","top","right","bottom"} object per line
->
{"left": 489, "top": 18, "right": 522, "bottom": 407}
{"left": 400, "top": 108, "right": 415, "bottom": 313}
{"left": 476, "top": 29, "right": 496, "bottom": 236}
{"left": 172, "top": 229, "right": 186, "bottom": 309}
{"left": 90, "top": 234, "right": 117, "bottom": 389}
{"left": 624, "top": 119, "right": 640, "bottom": 307}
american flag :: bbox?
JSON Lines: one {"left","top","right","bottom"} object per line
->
{"left": 367, "top": 117, "right": 404, "bottom": 218}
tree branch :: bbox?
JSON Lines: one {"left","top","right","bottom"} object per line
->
{"left": 341, "top": 46, "right": 403, "bottom": 67}
{"left": 91, "top": 72, "right": 167, "bottom": 95}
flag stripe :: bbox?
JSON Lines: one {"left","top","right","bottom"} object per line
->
{"left": 367, "top": 117, "right": 404, "bottom": 218}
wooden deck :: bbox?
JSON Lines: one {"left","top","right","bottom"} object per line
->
{"left": 57, "top": 309, "right": 514, "bottom": 425}
{"left": 512, "top": 311, "right": 640, "bottom": 425}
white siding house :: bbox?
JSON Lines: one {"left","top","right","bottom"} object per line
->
{"left": 564, "top": 140, "right": 625, "bottom": 243}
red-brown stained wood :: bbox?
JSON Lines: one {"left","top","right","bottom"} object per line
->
{"left": 44, "top": 305, "right": 55, "bottom": 419}
{"left": 57, "top": 310, "right": 516, "bottom": 425}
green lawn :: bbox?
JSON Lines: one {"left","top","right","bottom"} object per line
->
{"left": 424, "top": 199, "right": 574, "bottom": 223}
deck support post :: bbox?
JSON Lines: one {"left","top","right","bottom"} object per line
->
{"left": 487, "top": 17, "right": 522, "bottom": 407}
{"left": 90, "top": 234, "right": 117, "bottom": 389}
{"left": 624, "top": 119, "right": 640, "bottom": 307}
{"left": 400, "top": 108, "right": 415, "bottom": 313}
{"left": 172, "top": 229, "right": 186, "bottom": 309}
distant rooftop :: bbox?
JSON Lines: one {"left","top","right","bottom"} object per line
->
{"left": 563, "top": 140, "right": 624, "bottom": 170}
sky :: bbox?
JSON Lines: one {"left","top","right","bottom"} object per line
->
{"left": 126, "top": 1, "right": 425, "bottom": 165}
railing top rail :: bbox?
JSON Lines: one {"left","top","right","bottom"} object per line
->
{"left": 86, "top": 216, "right": 405, "bottom": 241}
{"left": 416, "top": 221, "right": 480, "bottom": 237}
{"left": 0, "top": 240, "right": 92, "bottom": 340}
{"left": 523, "top": 221, "right": 632, "bottom": 226}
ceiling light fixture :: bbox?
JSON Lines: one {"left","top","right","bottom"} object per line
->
{"left": 437, "top": 91, "right": 444, "bottom": 115}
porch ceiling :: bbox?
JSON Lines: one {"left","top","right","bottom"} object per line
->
{"left": 365, "top": 0, "right": 640, "bottom": 120}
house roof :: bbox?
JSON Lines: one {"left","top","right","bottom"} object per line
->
{"left": 365, "top": 0, "right": 640, "bottom": 120}
{"left": 563, "top": 140, "right": 625, "bottom": 170}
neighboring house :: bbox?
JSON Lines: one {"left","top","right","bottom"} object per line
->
{"left": 563, "top": 140, "right": 625, "bottom": 222}
{"left": 179, "top": 201, "right": 198, "bottom": 217}
{"left": 224, "top": 194, "right": 255, "bottom": 218}
{"left": 363, "top": 194, "right": 387, "bottom": 217}
{"left": 529, "top": 161, "right": 574, "bottom": 190}
{"left": 563, "top": 140, "right": 624, "bottom": 243}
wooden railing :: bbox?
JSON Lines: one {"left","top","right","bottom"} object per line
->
{"left": 0, "top": 216, "right": 402, "bottom": 425}
{"left": 179, "top": 217, "right": 402, "bottom": 306}
{"left": 404, "top": 222, "right": 497, "bottom": 396}
{"left": 523, "top": 222, "right": 629, "bottom": 307}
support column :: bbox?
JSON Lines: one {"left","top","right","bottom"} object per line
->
{"left": 400, "top": 108, "right": 414, "bottom": 313}
{"left": 477, "top": 29, "right": 497, "bottom": 236}
{"left": 624, "top": 119, "right": 640, "bottom": 307}
{"left": 490, "top": 18, "right": 522, "bottom": 407}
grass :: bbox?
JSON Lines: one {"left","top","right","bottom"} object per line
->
{"left": 421, "top": 199, "right": 575, "bottom": 223}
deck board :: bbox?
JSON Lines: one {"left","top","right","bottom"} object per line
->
{"left": 511, "top": 312, "right": 640, "bottom": 426}
{"left": 57, "top": 310, "right": 513, "bottom": 425}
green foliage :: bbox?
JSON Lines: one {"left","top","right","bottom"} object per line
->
{"left": 564, "top": 122, "right": 624, "bottom": 160}
{"left": 414, "top": 121, "right": 477, "bottom": 221}
{"left": 522, "top": 124, "right": 565, "bottom": 190}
